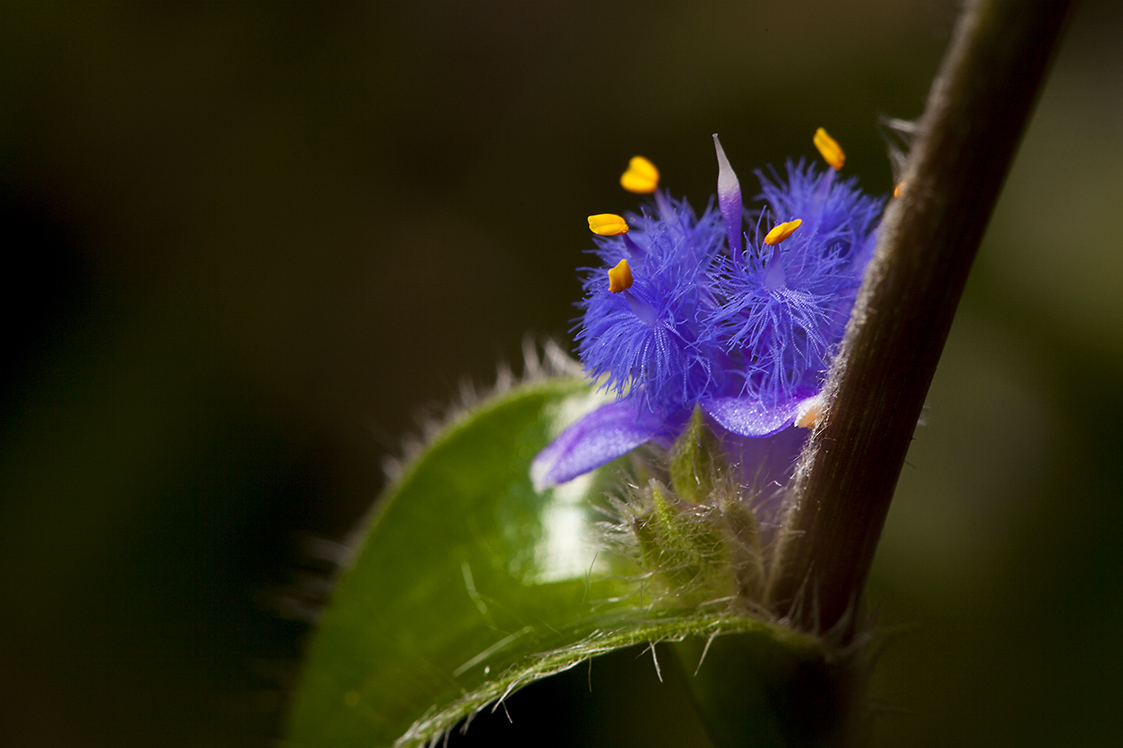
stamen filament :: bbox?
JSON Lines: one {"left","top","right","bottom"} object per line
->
{"left": 622, "top": 233, "right": 645, "bottom": 257}
{"left": 763, "top": 243, "right": 786, "bottom": 291}
{"left": 623, "top": 289, "right": 658, "bottom": 325}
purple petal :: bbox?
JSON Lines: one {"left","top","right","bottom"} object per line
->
{"left": 531, "top": 401, "right": 661, "bottom": 491}
{"left": 703, "top": 395, "right": 805, "bottom": 437}
{"left": 721, "top": 426, "right": 809, "bottom": 534}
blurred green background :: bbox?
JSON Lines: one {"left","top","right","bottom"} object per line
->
{"left": 1, "top": 1, "right": 1119, "bottom": 745}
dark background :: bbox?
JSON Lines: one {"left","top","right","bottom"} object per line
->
{"left": 2, "top": 1, "right": 1120, "bottom": 745}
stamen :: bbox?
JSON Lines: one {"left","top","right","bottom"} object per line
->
{"left": 813, "top": 127, "right": 845, "bottom": 171}
{"left": 620, "top": 156, "right": 660, "bottom": 194}
{"left": 607, "top": 259, "right": 633, "bottom": 293}
{"left": 712, "top": 134, "right": 744, "bottom": 259}
{"left": 588, "top": 213, "right": 629, "bottom": 236}
{"left": 622, "top": 233, "right": 645, "bottom": 258}
{"left": 624, "top": 291, "right": 658, "bottom": 325}
{"left": 762, "top": 243, "right": 786, "bottom": 291}
{"left": 764, "top": 219, "right": 802, "bottom": 246}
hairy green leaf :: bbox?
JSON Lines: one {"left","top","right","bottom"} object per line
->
{"left": 286, "top": 378, "right": 823, "bottom": 747}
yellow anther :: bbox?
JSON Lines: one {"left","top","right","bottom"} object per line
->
{"left": 893, "top": 181, "right": 906, "bottom": 198}
{"left": 764, "top": 218, "right": 802, "bottom": 246}
{"left": 795, "top": 399, "right": 824, "bottom": 429}
{"left": 588, "top": 213, "right": 629, "bottom": 236}
{"left": 607, "top": 259, "right": 633, "bottom": 294}
{"left": 813, "top": 127, "right": 845, "bottom": 171}
{"left": 620, "top": 156, "right": 660, "bottom": 194}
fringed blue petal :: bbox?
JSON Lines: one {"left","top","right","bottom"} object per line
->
{"left": 575, "top": 192, "right": 727, "bottom": 416}
{"left": 757, "top": 159, "right": 885, "bottom": 267}
{"left": 710, "top": 231, "right": 856, "bottom": 409}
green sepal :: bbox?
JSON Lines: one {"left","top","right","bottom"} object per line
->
{"left": 669, "top": 405, "right": 725, "bottom": 503}
{"left": 661, "top": 407, "right": 764, "bottom": 601}
{"left": 632, "top": 480, "right": 741, "bottom": 607}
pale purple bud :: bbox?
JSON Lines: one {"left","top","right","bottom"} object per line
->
{"left": 713, "top": 133, "right": 744, "bottom": 260}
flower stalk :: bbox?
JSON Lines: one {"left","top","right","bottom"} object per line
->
{"left": 766, "top": 0, "right": 1077, "bottom": 637}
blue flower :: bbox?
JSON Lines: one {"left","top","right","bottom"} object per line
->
{"left": 575, "top": 192, "right": 727, "bottom": 418}
{"left": 705, "top": 161, "right": 885, "bottom": 435}
{"left": 531, "top": 134, "right": 884, "bottom": 491}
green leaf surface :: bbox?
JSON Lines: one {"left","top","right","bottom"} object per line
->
{"left": 286, "top": 378, "right": 821, "bottom": 747}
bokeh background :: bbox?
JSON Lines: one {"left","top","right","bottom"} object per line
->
{"left": 2, "top": 1, "right": 1120, "bottom": 745}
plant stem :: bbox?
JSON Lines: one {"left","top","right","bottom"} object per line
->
{"left": 766, "top": 0, "right": 1076, "bottom": 637}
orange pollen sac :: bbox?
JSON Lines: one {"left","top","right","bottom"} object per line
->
{"left": 796, "top": 399, "right": 824, "bottom": 429}
{"left": 813, "top": 127, "right": 846, "bottom": 171}
{"left": 894, "top": 181, "right": 906, "bottom": 198}
{"left": 588, "top": 213, "right": 629, "bottom": 236}
{"left": 620, "top": 156, "right": 660, "bottom": 194}
{"left": 764, "top": 218, "right": 802, "bottom": 246}
{"left": 607, "top": 259, "right": 633, "bottom": 294}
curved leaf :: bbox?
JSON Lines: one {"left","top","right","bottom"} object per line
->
{"left": 286, "top": 378, "right": 822, "bottom": 747}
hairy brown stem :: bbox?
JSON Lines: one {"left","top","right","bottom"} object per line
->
{"left": 766, "top": 0, "right": 1076, "bottom": 636}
